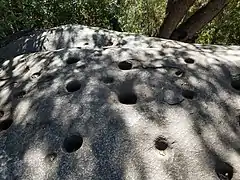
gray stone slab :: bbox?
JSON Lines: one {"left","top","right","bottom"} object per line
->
{"left": 0, "top": 28, "right": 240, "bottom": 180}
{"left": 1, "top": 24, "right": 240, "bottom": 61}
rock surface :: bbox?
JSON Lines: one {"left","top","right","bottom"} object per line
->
{"left": 1, "top": 24, "right": 240, "bottom": 60}
{"left": 0, "top": 25, "right": 240, "bottom": 180}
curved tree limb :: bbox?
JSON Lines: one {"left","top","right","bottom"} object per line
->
{"left": 155, "top": 0, "right": 196, "bottom": 39}
{"left": 170, "top": 0, "right": 230, "bottom": 42}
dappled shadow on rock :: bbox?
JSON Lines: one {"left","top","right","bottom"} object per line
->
{"left": 0, "top": 29, "right": 240, "bottom": 179}
{"left": 2, "top": 24, "right": 240, "bottom": 63}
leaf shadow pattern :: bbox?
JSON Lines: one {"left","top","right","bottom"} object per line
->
{"left": 0, "top": 26, "right": 240, "bottom": 180}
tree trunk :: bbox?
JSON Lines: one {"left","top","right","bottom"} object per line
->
{"left": 170, "top": 0, "right": 229, "bottom": 42}
{"left": 166, "top": 0, "right": 174, "bottom": 14}
{"left": 155, "top": 0, "right": 196, "bottom": 39}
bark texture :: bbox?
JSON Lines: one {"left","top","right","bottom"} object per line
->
{"left": 155, "top": 0, "right": 196, "bottom": 39}
{"left": 171, "top": 0, "right": 230, "bottom": 42}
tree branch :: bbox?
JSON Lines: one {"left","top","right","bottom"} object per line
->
{"left": 170, "top": 0, "right": 230, "bottom": 42}
{"left": 155, "top": 0, "right": 196, "bottom": 39}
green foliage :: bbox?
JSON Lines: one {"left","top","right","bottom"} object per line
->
{"left": 0, "top": 0, "right": 240, "bottom": 45}
{"left": 119, "top": 0, "right": 166, "bottom": 36}
{"left": 0, "top": 0, "right": 117, "bottom": 39}
{"left": 197, "top": 0, "right": 240, "bottom": 45}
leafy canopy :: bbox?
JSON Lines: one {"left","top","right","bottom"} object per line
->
{"left": 0, "top": 0, "right": 239, "bottom": 45}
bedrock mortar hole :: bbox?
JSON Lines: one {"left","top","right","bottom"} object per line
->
{"left": 118, "top": 61, "right": 132, "bottom": 70}
{"left": 184, "top": 58, "right": 195, "bottom": 64}
{"left": 13, "top": 90, "right": 26, "bottom": 99}
{"left": 231, "top": 78, "right": 240, "bottom": 91}
{"left": 66, "top": 80, "right": 81, "bottom": 92}
{"left": 118, "top": 92, "right": 137, "bottom": 105}
{"left": 63, "top": 135, "right": 83, "bottom": 153}
{"left": 0, "top": 110, "right": 4, "bottom": 118}
{"left": 0, "top": 119, "right": 13, "bottom": 132}
{"left": 66, "top": 57, "right": 80, "bottom": 64}
{"left": 155, "top": 137, "right": 168, "bottom": 151}
{"left": 182, "top": 90, "right": 195, "bottom": 99}
{"left": 215, "top": 162, "right": 233, "bottom": 180}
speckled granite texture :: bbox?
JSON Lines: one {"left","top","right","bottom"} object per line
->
{"left": 0, "top": 25, "right": 240, "bottom": 180}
